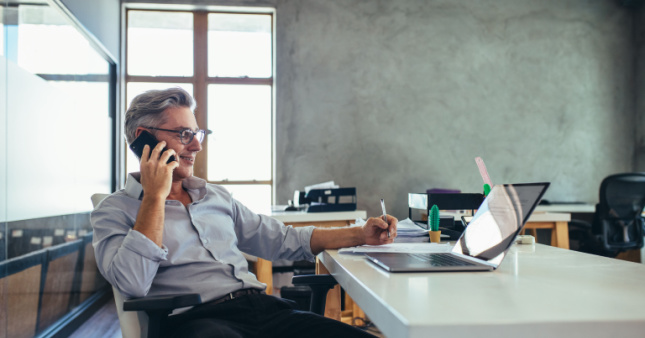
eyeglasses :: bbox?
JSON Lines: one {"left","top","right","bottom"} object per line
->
{"left": 145, "top": 127, "right": 212, "bottom": 145}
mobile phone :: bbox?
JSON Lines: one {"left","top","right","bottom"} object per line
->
{"left": 129, "top": 130, "right": 176, "bottom": 163}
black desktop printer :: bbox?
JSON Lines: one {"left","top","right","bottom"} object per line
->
{"left": 294, "top": 187, "right": 357, "bottom": 212}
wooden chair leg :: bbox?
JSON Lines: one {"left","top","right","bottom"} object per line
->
{"left": 255, "top": 258, "right": 273, "bottom": 295}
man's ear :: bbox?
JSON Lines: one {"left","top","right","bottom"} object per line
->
{"left": 134, "top": 127, "right": 147, "bottom": 138}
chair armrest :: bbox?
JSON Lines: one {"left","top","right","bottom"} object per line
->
{"left": 123, "top": 293, "right": 202, "bottom": 312}
{"left": 291, "top": 274, "right": 338, "bottom": 316}
{"left": 292, "top": 274, "right": 337, "bottom": 287}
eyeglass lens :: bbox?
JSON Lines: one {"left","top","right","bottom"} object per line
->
{"left": 180, "top": 129, "right": 206, "bottom": 144}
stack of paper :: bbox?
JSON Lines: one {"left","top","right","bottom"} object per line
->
{"left": 304, "top": 181, "right": 339, "bottom": 193}
{"left": 394, "top": 218, "right": 430, "bottom": 243}
{"left": 396, "top": 218, "right": 429, "bottom": 236}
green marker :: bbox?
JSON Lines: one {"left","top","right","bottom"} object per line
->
{"left": 483, "top": 183, "right": 491, "bottom": 196}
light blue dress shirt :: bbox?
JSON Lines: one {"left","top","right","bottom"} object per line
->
{"left": 91, "top": 173, "right": 315, "bottom": 304}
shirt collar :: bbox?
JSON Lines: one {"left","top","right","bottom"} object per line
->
{"left": 124, "top": 173, "right": 143, "bottom": 200}
{"left": 124, "top": 172, "right": 207, "bottom": 200}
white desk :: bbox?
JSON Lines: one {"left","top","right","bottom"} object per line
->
{"left": 319, "top": 244, "right": 645, "bottom": 338}
{"left": 535, "top": 204, "right": 596, "bottom": 213}
{"left": 448, "top": 211, "right": 571, "bottom": 249}
{"left": 523, "top": 212, "right": 571, "bottom": 249}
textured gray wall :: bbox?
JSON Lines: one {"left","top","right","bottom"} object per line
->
{"left": 275, "top": 0, "right": 637, "bottom": 219}
{"left": 61, "top": 0, "right": 120, "bottom": 61}
{"left": 637, "top": 5, "right": 645, "bottom": 172}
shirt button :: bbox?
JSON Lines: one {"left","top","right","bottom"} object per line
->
{"left": 201, "top": 237, "right": 209, "bottom": 244}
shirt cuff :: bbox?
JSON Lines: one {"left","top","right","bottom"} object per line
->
{"left": 298, "top": 225, "right": 317, "bottom": 260}
{"left": 122, "top": 229, "right": 168, "bottom": 261}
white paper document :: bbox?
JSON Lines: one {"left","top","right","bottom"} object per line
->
{"left": 338, "top": 242, "right": 452, "bottom": 254}
{"left": 304, "top": 181, "right": 339, "bottom": 193}
{"left": 396, "top": 218, "right": 430, "bottom": 237}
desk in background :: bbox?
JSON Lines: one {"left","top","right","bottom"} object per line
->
{"left": 537, "top": 203, "right": 645, "bottom": 263}
{"left": 319, "top": 244, "right": 645, "bottom": 338}
{"left": 522, "top": 212, "right": 571, "bottom": 249}
{"left": 448, "top": 211, "right": 572, "bottom": 250}
{"left": 534, "top": 204, "right": 596, "bottom": 214}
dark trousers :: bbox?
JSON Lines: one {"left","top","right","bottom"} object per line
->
{"left": 163, "top": 293, "right": 376, "bottom": 338}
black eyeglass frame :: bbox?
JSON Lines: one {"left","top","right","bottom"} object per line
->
{"left": 145, "top": 126, "right": 212, "bottom": 145}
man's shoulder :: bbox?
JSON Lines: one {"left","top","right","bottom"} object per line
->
{"left": 206, "top": 183, "right": 231, "bottom": 194}
{"left": 93, "top": 190, "right": 138, "bottom": 212}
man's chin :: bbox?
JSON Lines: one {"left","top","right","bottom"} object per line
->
{"left": 173, "top": 168, "right": 194, "bottom": 180}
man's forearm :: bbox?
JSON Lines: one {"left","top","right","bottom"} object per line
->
{"left": 133, "top": 195, "right": 166, "bottom": 247}
{"left": 310, "top": 226, "right": 366, "bottom": 255}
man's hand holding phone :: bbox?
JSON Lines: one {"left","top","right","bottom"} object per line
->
{"left": 139, "top": 141, "right": 179, "bottom": 200}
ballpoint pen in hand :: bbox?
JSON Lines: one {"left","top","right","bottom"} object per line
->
{"left": 380, "top": 199, "right": 390, "bottom": 238}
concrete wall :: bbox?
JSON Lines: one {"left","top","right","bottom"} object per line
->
{"left": 274, "top": 0, "right": 637, "bottom": 218}
{"left": 61, "top": 0, "right": 120, "bottom": 62}
{"left": 637, "top": 4, "right": 645, "bottom": 172}
{"left": 125, "top": 0, "right": 641, "bottom": 218}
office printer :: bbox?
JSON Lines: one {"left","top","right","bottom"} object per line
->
{"left": 408, "top": 192, "right": 484, "bottom": 238}
{"left": 294, "top": 187, "right": 357, "bottom": 212}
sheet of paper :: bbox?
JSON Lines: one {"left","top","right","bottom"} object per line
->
{"left": 304, "top": 181, "right": 339, "bottom": 193}
{"left": 396, "top": 218, "right": 429, "bottom": 237}
{"left": 339, "top": 242, "right": 452, "bottom": 254}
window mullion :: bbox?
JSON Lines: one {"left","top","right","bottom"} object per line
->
{"left": 193, "top": 11, "right": 209, "bottom": 179}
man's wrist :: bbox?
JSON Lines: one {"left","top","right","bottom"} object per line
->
{"left": 141, "top": 193, "right": 166, "bottom": 204}
{"left": 354, "top": 226, "right": 367, "bottom": 246}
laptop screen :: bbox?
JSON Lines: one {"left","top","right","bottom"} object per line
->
{"left": 451, "top": 183, "right": 549, "bottom": 267}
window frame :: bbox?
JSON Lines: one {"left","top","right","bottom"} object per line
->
{"left": 124, "top": 7, "right": 276, "bottom": 203}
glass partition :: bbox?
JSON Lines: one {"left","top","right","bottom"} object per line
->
{"left": 1, "top": 0, "right": 114, "bottom": 336}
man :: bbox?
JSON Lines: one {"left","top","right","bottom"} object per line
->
{"left": 91, "top": 87, "right": 398, "bottom": 338}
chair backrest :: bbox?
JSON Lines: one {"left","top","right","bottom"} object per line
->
{"left": 91, "top": 193, "right": 110, "bottom": 209}
{"left": 594, "top": 173, "right": 645, "bottom": 251}
{"left": 91, "top": 193, "right": 148, "bottom": 338}
{"left": 113, "top": 286, "right": 148, "bottom": 338}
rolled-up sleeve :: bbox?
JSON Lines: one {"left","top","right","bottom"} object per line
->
{"left": 91, "top": 195, "right": 168, "bottom": 298}
{"left": 231, "top": 200, "right": 316, "bottom": 262}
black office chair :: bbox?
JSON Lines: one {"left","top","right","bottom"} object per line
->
{"left": 120, "top": 274, "right": 337, "bottom": 338}
{"left": 569, "top": 172, "right": 645, "bottom": 257}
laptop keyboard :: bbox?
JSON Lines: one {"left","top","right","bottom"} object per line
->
{"left": 409, "top": 253, "right": 477, "bottom": 267}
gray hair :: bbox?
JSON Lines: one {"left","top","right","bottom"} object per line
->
{"left": 124, "top": 87, "right": 196, "bottom": 144}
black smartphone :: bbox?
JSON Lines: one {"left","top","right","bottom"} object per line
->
{"left": 129, "top": 130, "right": 176, "bottom": 163}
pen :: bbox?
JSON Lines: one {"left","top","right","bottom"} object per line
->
{"left": 380, "top": 199, "right": 390, "bottom": 238}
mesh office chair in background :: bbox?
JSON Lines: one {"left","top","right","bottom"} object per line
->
{"left": 569, "top": 173, "right": 645, "bottom": 257}
{"left": 91, "top": 193, "right": 338, "bottom": 338}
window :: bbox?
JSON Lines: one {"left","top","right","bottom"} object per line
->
{"left": 2, "top": 2, "right": 115, "bottom": 335}
{"left": 126, "top": 8, "right": 274, "bottom": 211}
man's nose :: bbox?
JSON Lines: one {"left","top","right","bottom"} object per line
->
{"left": 187, "top": 135, "right": 203, "bottom": 152}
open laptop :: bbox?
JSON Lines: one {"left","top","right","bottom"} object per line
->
{"left": 365, "top": 182, "right": 550, "bottom": 272}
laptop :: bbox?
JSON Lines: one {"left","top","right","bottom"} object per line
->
{"left": 365, "top": 182, "right": 550, "bottom": 272}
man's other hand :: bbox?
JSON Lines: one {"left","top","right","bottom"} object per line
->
{"left": 362, "top": 215, "right": 398, "bottom": 245}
